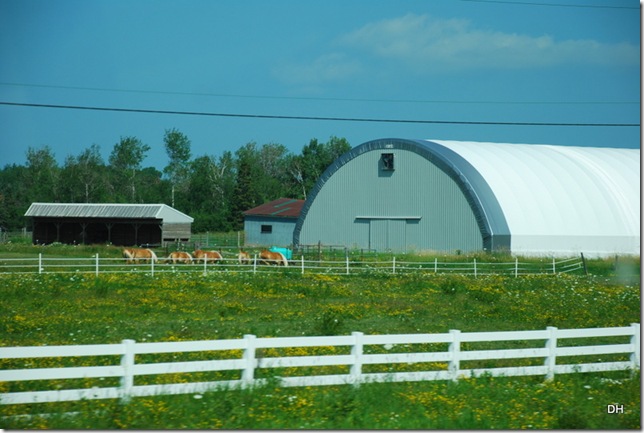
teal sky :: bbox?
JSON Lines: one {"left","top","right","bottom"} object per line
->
{"left": 0, "top": 0, "right": 639, "bottom": 170}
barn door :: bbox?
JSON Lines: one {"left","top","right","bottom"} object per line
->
{"left": 369, "top": 219, "right": 408, "bottom": 252}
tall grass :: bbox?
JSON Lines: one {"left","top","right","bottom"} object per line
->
{"left": 0, "top": 243, "right": 640, "bottom": 429}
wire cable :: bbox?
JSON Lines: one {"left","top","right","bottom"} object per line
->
{"left": 0, "top": 101, "right": 638, "bottom": 127}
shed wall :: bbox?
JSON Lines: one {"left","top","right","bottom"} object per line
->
{"left": 244, "top": 217, "right": 296, "bottom": 247}
{"left": 297, "top": 148, "right": 483, "bottom": 252}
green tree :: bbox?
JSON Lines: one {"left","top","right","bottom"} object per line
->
{"left": 163, "top": 128, "right": 192, "bottom": 209}
{"left": 288, "top": 136, "right": 351, "bottom": 199}
{"left": 59, "top": 144, "right": 108, "bottom": 203}
{"left": 108, "top": 136, "right": 150, "bottom": 202}
{"left": 25, "top": 145, "right": 60, "bottom": 202}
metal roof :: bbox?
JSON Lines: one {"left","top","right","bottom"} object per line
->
{"left": 24, "top": 203, "right": 194, "bottom": 223}
{"left": 243, "top": 198, "right": 304, "bottom": 219}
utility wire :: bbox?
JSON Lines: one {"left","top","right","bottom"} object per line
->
{"left": 0, "top": 101, "right": 638, "bottom": 127}
{"left": 0, "top": 82, "right": 637, "bottom": 106}
{"left": 459, "top": 0, "right": 638, "bottom": 9}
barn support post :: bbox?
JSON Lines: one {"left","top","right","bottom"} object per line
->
{"left": 448, "top": 329, "right": 461, "bottom": 381}
{"left": 544, "top": 326, "right": 558, "bottom": 381}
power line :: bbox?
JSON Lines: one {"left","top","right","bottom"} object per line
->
{"left": 0, "top": 82, "right": 637, "bottom": 106}
{"left": 459, "top": 0, "right": 639, "bottom": 9}
{"left": 0, "top": 101, "right": 638, "bottom": 127}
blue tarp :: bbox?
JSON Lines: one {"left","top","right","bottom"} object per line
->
{"left": 269, "top": 246, "right": 292, "bottom": 260}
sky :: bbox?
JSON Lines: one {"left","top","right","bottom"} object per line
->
{"left": 0, "top": 0, "right": 640, "bottom": 171}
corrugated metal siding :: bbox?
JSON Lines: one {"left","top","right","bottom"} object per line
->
{"left": 244, "top": 217, "right": 296, "bottom": 247}
{"left": 298, "top": 148, "right": 482, "bottom": 252}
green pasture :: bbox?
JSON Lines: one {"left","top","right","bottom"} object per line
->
{"left": 0, "top": 241, "right": 640, "bottom": 429}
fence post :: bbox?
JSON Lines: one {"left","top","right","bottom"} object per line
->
{"left": 514, "top": 257, "right": 518, "bottom": 278}
{"left": 253, "top": 255, "right": 257, "bottom": 274}
{"left": 203, "top": 255, "right": 207, "bottom": 275}
{"left": 473, "top": 258, "right": 477, "bottom": 278}
{"left": 150, "top": 255, "right": 154, "bottom": 277}
{"left": 449, "top": 330, "right": 461, "bottom": 381}
{"left": 95, "top": 253, "right": 99, "bottom": 277}
{"left": 552, "top": 257, "right": 556, "bottom": 274}
{"left": 346, "top": 254, "right": 350, "bottom": 275}
{"left": 434, "top": 258, "right": 437, "bottom": 273}
{"left": 544, "top": 326, "right": 558, "bottom": 381}
{"left": 392, "top": 257, "right": 396, "bottom": 274}
{"left": 242, "top": 334, "right": 257, "bottom": 387}
{"left": 120, "top": 339, "right": 136, "bottom": 403}
{"left": 39, "top": 253, "right": 43, "bottom": 274}
{"left": 301, "top": 255, "right": 304, "bottom": 275}
{"left": 351, "top": 331, "right": 364, "bottom": 386}
{"left": 630, "top": 323, "right": 640, "bottom": 373}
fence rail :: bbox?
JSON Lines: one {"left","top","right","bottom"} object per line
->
{"left": 0, "top": 324, "right": 639, "bottom": 406}
{"left": 0, "top": 253, "right": 584, "bottom": 277}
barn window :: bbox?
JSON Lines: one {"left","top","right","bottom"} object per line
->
{"left": 381, "top": 153, "right": 394, "bottom": 171}
{"left": 261, "top": 224, "right": 272, "bottom": 234}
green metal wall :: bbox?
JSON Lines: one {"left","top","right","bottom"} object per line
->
{"left": 297, "top": 148, "right": 483, "bottom": 253}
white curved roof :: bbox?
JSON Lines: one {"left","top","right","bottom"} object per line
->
{"left": 431, "top": 140, "right": 640, "bottom": 256}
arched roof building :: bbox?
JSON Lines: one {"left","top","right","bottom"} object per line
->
{"left": 293, "top": 139, "right": 639, "bottom": 257}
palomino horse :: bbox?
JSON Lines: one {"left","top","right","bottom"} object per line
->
{"left": 123, "top": 247, "right": 158, "bottom": 264}
{"left": 259, "top": 249, "right": 288, "bottom": 266}
{"left": 166, "top": 251, "right": 193, "bottom": 264}
{"left": 238, "top": 250, "right": 251, "bottom": 265}
{"left": 192, "top": 249, "right": 222, "bottom": 264}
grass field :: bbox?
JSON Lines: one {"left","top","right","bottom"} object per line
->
{"left": 0, "top": 242, "right": 640, "bottom": 429}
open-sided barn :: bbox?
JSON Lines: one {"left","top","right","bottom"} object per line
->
{"left": 25, "top": 203, "right": 193, "bottom": 246}
{"left": 293, "top": 138, "right": 640, "bottom": 257}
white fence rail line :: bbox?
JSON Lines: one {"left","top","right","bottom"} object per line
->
{"left": 0, "top": 324, "right": 638, "bottom": 406}
{"left": 0, "top": 254, "right": 584, "bottom": 277}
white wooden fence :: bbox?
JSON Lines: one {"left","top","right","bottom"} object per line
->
{"left": 0, "top": 254, "right": 584, "bottom": 277}
{"left": 1, "top": 324, "right": 639, "bottom": 406}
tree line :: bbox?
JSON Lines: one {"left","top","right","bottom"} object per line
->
{"left": 0, "top": 130, "right": 351, "bottom": 232}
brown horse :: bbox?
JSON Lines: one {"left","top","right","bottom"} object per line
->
{"left": 166, "top": 251, "right": 193, "bottom": 264}
{"left": 192, "top": 249, "right": 222, "bottom": 264}
{"left": 123, "top": 248, "right": 158, "bottom": 264}
{"left": 259, "top": 249, "right": 288, "bottom": 266}
{"left": 238, "top": 250, "right": 251, "bottom": 265}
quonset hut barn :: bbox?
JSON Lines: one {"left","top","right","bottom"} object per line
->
{"left": 293, "top": 139, "right": 640, "bottom": 257}
{"left": 25, "top": 203, "right": 193, "bottom": 246}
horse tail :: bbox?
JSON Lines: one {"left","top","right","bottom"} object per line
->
{"left": 279, "top": 252, "right": 288, "bottom": 267}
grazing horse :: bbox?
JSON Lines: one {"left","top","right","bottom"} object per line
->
{"left": 166, "top": 251, "right": 193, "bottom": 264}
{"left": 123, "top": 247, "right": 158, "bottom": 264}
{"left": 238, "top": 250, "right": 251, "bottom": 265}
{"left": 192, "top": 249, "right": 222, "bottom": 264}
{"left": 259, "top": 249, "right": 288, "bottom": 266}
